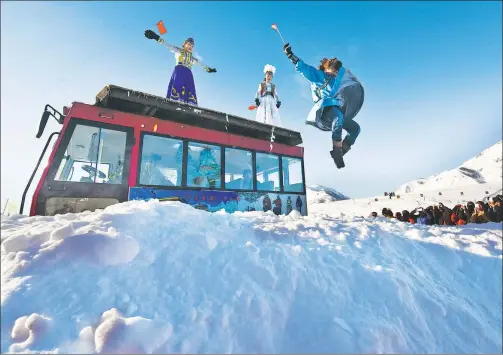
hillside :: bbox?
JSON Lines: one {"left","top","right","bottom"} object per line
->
{"left": 307, "top": 185, "right": 349, "bottom": 205}
{"left": 309, "top": 141, "right": 502, "bottom": 218}
{"left": 308, "top": 182, "right": 502, "bottom": 218}
{"left": 396, "top": 141, "right": 502, "bottom": 194}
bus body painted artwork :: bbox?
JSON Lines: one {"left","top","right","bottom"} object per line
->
{"left": 21, "top": 85, "right": 308, "bottom": 217}
{"left": 129, "top": 188, "right": 307, "bottom": 215}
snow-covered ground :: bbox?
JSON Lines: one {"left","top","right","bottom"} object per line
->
{"left": 1, "top": 198, "right": 502, "bottom": 353}
{"left": 1, "top": 141, "right": 502, "bottom": 353}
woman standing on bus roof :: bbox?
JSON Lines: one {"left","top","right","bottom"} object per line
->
{"left": 144, "top": 30, "right": 217, "bottom": 106}
{"left": 254, "top": 64, "right": 282, "bottom": 127}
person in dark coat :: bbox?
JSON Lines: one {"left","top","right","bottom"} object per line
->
{"left": 439, "top": 204, "right": 453, "bottom": 225}
{"left": 466, "top": 201, "right": 476, "bottom": 220}
{"left": 494, "top": 197, "right": 502, "bottom": 222}
{"left": 456, "top": 206, "right": 469, "bottom": 225}
{"left": 402, "top": 210, "right": 415, "bottom": 224}
{"left": 487, "top": 197, "right": 502, "bottom": 222}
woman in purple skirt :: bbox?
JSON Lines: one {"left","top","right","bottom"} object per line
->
{"left": 145, "top": 30, "right": 217, "bottom": 106}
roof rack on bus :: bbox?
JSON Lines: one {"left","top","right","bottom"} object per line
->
{"left": 95, "top": 85, "right": 303, "bottom": 146}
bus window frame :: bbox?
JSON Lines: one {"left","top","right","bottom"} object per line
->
{"left": 45, "top": 117, "right": 134, "bottom": 187}
{"left": 255, "top": 151, "right": 283, "bottom": 193}
{"left": 224, "top": 145, "right": 255, "bottom": 191}
{"left": 136, "top": 131, "right": 306, "bottom": 195}
{"left": 137, "top": 132, "right": 185, "bottom": 188}
{"left": 281, "top": 156, "right": 306, "bottom": 193}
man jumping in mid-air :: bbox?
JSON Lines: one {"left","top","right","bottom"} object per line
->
{"left": 283, "top": 43, "right": 365, "bottom": 169}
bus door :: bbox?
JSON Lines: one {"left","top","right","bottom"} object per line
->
{"left": 32, "top": 118, "right": 135, "bottom": 216}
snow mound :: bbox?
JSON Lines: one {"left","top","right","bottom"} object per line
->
{"left": 396, "top": 140, "right": 502, "bottom": 194}
{"left": 1, "top": 216, "right": 139, "bottom": 289}
{"left": 67, "top": 308, "right": 173, "bottom": 354}
{"left": 1, "top": 200, "right": 502, "bottom": 353}
{"left": 307, "top": 184, "right": 349, "bottom": 204}
{"left": 9, "top": 313, "right": 52, "bottom": 353}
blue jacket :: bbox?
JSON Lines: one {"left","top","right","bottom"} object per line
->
{"left": 295, "top": 59, "right": 364, "bottom": 125}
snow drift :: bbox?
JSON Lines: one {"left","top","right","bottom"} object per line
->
{"left": 396, "top": 140, "right": 502, "bottom": 194}
{"left": 1, "top": 199, "right": 502, "bottom": 353}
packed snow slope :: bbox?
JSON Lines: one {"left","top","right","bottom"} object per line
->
{"left": 1, "top": 200, "right": 502, "bottom": 353}
{"left": 396, "top": 140, "right": 502, "bottom": 194}
{"left": 309, "top": 141, "right": 502, "bottom": 218}
{"left": 308, "top": 182, "right": 502, "bottom": 218}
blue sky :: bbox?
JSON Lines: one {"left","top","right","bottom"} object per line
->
{"left": 1, "top": 1, "right": 502, "bottom": 211}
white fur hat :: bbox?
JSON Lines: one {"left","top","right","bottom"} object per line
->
{"left": 263, "top": 64, "right": 276, "bottom": 74}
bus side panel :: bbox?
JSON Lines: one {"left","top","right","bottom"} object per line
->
{"left": 129, "top": 187, "right": 307, "bottom": 216}
{"left": 29, "top": 119, "right": 73, "bottom": 216}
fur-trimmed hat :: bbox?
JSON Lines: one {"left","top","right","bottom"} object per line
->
{"left": 263, "top": 64, "right": 276, "bottom": 75}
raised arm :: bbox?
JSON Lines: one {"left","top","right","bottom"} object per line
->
{"left": 192, "top": 56, "right": 217, "bottom": 73}
{"left": 283, "top": 43, "right": 326, "bottom": 86}
{"left": 192, "top": 57, "right": 208, "bottom": 70}
{"left": 295, "top": 60, "right": 326, "bottom": 86}
{"left": 158, "top": 38, "right": 182, "bottom": 54}
{"left": 144, "top": 30, "right": 181, "bottom": 54}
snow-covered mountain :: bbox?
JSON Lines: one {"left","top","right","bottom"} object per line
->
{"left": 396, "top": 140, "right": 502, "bottom": 194}
{"left": 308, "top": 182, "right": 501, "bottom": 218}
{"left": 309, "top": 141, "right": 502, "bottom": 218}
{"left": 307, "top": 184, "right": 349, "bottom": 204}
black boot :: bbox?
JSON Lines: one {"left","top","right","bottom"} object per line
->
{"left": 330, "top": 147, "right": 345, "bottom": 169}
{"left": 342, "top": 137, "right": 352, "bottom": 156}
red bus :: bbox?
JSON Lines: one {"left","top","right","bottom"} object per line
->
{"left": 21, "top": 85, "right": 307, "bottom": 217}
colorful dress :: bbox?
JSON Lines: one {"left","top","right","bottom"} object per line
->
{"left": 255, "top": 81, "right": 282, "bottom": 126}
{"left": 164, "top": 43, "right": 211, "bottom": 106}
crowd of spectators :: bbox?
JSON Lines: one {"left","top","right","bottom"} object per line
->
{"left": 370, "top": 195, "right": 502, "bottom": 225}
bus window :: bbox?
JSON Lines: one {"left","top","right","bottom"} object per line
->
{"left": 187, "top": 142, "right": 221, "bottom": 189}
{"left": 225, "top": 148, "right": 253, "bottom": 190}
{"left": 139, "top": 135, "right": 183, "bottom": 186}
{"left": 255, "top": 153, "right": 280, "bottom": 192}
{"left": 54, "top": 124, "right": 127, "bottom": 184}
{"left": 282, "top": 157, "right": 304, "bottom": 192}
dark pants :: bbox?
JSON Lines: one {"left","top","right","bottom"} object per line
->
{"left": 321, "top": 105, "right": 361, "bottom": 145}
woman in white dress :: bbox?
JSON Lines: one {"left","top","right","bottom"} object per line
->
{"left": 254, "top": 64, "right": 282, "bottom": 127}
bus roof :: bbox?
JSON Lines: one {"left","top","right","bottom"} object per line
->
{"left": 95, "top": 85, "right": 303, "bottom": 147}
